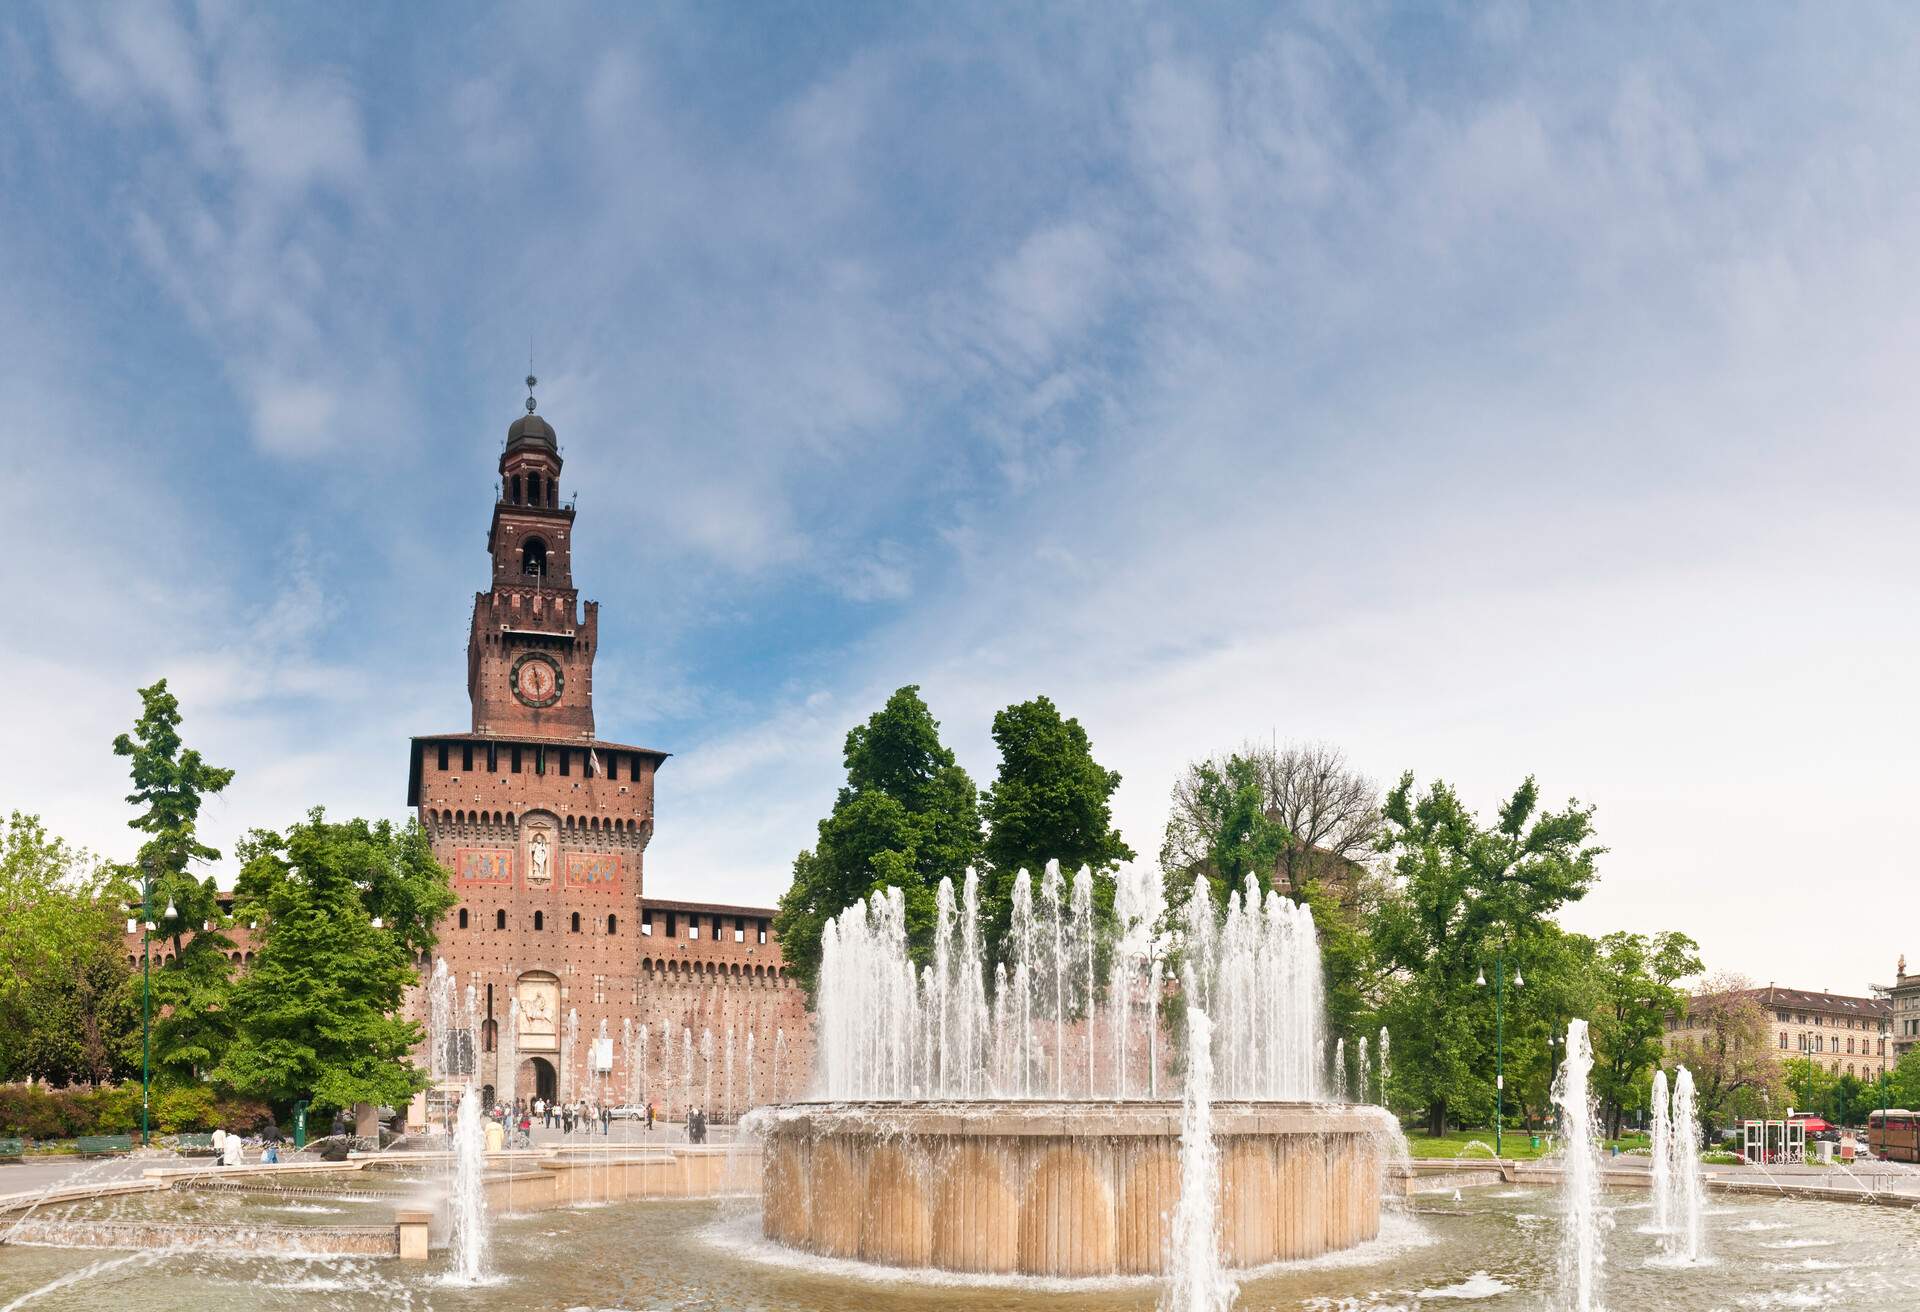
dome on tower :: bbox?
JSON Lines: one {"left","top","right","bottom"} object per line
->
{"left": 506, "top": 410, "right": 557, "bottom": 454}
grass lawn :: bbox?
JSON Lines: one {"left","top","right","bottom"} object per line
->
{"left": 1403, "top": 1129, "right": 1653, "bottom": 1160}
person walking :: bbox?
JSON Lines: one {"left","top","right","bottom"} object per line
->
{"left": 210, "top": 1126, "right": 227, "bottom": 1164}
{"left": 645, "top": 1101, "right": 655, "bottom": 1133}
{"left": 534, "top": 1096, "right": 546, "bottom": 1130}
{"left": 222, "top": 1125, "right": 245, "bottom": 1166}
{"left": 599, "top": 1102, "right": 611, "bottom": 1136}
{"left": 261, "top": 1118, "right": 284, "bottom": 1165}
{"left": 517, "top": 1108, "right": 532, "bottom": 1148}
{"left": 562, "top": 1103, "right": 575, "bottom": 1135}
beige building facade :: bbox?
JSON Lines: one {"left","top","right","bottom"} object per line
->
{"left": 1669, "top": 984, "right": 1890, "bottom": 1082}
{"left": 1888, "top": 957, "right": 1920, "bottom": 1061}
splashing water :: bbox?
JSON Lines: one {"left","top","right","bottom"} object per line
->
{"left": 1163, "top": 992, "right": 1235, "bottom": 1312}
{"left": 1552, "top": 1018, "right": 1609, "bottom": 1312}
{"left": 1669, "top": 1066, "right": 1707, "bottom": 1263}
{"left": 1650, "top": 1068, "right": 1673, "bottom": 1237}
{"left": 814, "top": 869, "right": 1324, "bottom": 1101}
{"left": 446, "top": 1086, "right": 491, "bottom": 1284}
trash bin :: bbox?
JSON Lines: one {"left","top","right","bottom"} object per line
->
{"left": 1530, "top": 1135, "right": 1541, "bottom": 1151}
{"left": 1817, "top": 1140, "right": 1834, "bottom": 1164}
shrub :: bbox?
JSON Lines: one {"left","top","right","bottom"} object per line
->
{"left": 0, "top": 1084, "right": 64, "bottom": 1138}
{"left": 151, "top": 1083, "right": 218, "bottom": 1134}
{"left": 78, "top": 1084, "right": 141, "bottom": 1135}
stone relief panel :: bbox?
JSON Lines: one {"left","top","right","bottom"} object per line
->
{"left": 517, "top": 972, "right": 560, "bottom": 1053}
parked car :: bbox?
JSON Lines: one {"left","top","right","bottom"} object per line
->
{"left": 607, "top": 1104, "right": 648, "bottom": 1120}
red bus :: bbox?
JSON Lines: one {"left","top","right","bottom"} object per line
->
{"left": 1867, "top": 1109, "right": 1919, "bottom": 1163}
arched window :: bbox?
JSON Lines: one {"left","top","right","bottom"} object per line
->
{"left": 457, "top": 908, "right": 469, "bottom": 929}
{"left": 522, "top": 537, "right": 547, "bottom": 576}
{"left": 495, "top": 909, "right": 506, "bottom": 930}
{"left": 481, "top": 1018, "right": 498, "bottom": 1053}
{"left": 607, "top": 913, "right": 617, "bottom": 934}
{"left": 533, "top": 910, "right": 544, "bottom": 931}
{"left": 570, "top": 911, "right": 581, "bottom": 933}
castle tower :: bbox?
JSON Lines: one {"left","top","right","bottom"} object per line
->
{"left": 408, "top": 380, "right": 667, "bottom": 1106}
{"left": 469, "top": 387, "right": 596, "bottom": 739}
{"left": 403, "top": 381, "right": 813, "bottom": 1118}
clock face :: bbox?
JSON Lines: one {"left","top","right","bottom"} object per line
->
{"left": 511, "top": 653, "right": 564, "bottom": 708}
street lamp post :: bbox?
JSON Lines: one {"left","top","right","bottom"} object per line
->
{"left": 1478, "top": 952, "right": 1523, "bottom": 1158}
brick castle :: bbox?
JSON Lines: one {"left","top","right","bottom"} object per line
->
{"left": 405, "top": 389, "right": 813, "bottom": 1114}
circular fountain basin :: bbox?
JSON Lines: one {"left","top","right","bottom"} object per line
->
{"left": 760, "top": 1099, "right": 1385, "bottom": 1277}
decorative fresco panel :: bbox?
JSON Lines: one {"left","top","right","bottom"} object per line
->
{"left": 565, "top": 852, "right": 622, "bottom": 892}
{"left": 456, "top": 848, "right": 514, "bottom": 884}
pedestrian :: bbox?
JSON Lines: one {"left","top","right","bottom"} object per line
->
{"left": 534, "top": 1096, "right": 546, "bottom": 1129}
{"left": 261, "top": 1118, "right": 284, "bottom": 1165}
{"left": 210, "top": 1126, "right": 227, "bottom": 1164}
{"left": 600, "top": 1103, "right": 611, "bottom": 1136}
{"left": 645, "top": 1102, "right": 655, "bottom": 1132}
{"left": 518, "top": 1108, "right": 532, "bottom": 1148}
{"left": 562, "top": 1104, "right": 574, "bottom": 1135}
{"left": 223, "top": 1126, "right": 245, "bottom": 1167}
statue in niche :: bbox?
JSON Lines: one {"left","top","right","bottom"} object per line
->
{"left": 527, "top": 830, "right": 551, "bottom": 887}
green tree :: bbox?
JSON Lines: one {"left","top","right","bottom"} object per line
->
{"left": 1161, "top": 747, "right": 1388, "bottom": 1060}
{"left": 979, "top": 696, "right": 1133, "bottom": 953}
{"left": 1372, "top": 773, "right": 1603, "bottom": 1137}
{"left": 1591, "top": 930, "right": 1703, "bottom": 1137}
{"left": 111, "top": 679, "right": 238, "bottom": 1078}
{"left": 1681, "top": 973, "right": 1785, "bottom": 1140}
{"left": 1781, "top": 1056, "right": 1837, "bottom": 1117}
{"left": 774, "top": 687, "right": 982, "bottom": 998}
{"left": 1884, "top": 1049, "right": 1920, "bottom": 1109}
{"left": 0, "top": 813, "right": 139, "bottom": 1084}
{"left": 215, "top": 811, "right": 454, "bottom": 1113}
{"left": 1160, "top": 753, "right": 1290, "bottom": 904}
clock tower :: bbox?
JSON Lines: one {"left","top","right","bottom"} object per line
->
{"left": 468, "top": 380, "right": 597, "bottom": 740}
{"left": 404, "top": 379, "right": 814, "bottom": 1114}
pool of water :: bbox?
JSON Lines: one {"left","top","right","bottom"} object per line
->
{"left": 3, "top": 1188, "right": 1918, "bottom": 1310}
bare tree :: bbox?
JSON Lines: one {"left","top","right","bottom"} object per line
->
{"left": 1161, "top": 740, "right": 1383, "bottom": 896}
{"left": 1258, "top": 742, "right": 1383, "bottom": 893}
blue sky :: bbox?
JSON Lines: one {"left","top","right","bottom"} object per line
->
{"left": 5, "top": 3, "right": 1918, "bottom": 998}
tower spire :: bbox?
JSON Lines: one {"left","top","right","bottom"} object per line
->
{"left": 526, "top": 371, "right": 538, "bottom": 415}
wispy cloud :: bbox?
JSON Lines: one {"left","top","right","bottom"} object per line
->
{"left": 6, "top": 3, "right": 1920, "bottom": 998}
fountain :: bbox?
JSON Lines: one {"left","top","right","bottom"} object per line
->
{"left": 1164, "top": 986, "right": 1235, "bottom": 1312}
{"left": 1551, "top": 1018, "right": 1607, "bottom": 1312}
{"left": 425, "top": 958, "right": 493, "bottom": 1282}
{"left": 760, "top": 865, "right": 1390, "bottom": 1279}
{"left": 446, "top": 1086, "right": 490, "bottom": 1283}
{"left": 1650, "top": 1068, "right": 1673, "bottom": 1236}
{"left": 1668, "top": 1066, "right": 1706, "bottom": 1263}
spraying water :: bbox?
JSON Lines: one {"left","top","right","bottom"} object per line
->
{"left": 1649, "top": 1069, "right": 1673, "bottom": 1237}
{"left": 1162, "top": 989, "right": 1235, "bottom": 1312}
{"left": 1551, "top": 1018, "right": 1607, "bottom": 1312}
{"left": 424, "top": 958, "right": 493, "bottom": 1282}
{"left": 814, "top": 870, "right": 1324, "bottom": 1102}
{"left": 446, "top": 1086, "right": 490, "bottom": 1283}
{"left": 1669, "top": 1067, "right": 1706, "bottom": 1262}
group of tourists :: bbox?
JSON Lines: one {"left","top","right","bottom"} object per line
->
{"left": 485, "top": 1096, "right": 634, "bottom": 1143}
{"left": 206, "top": 1118, "right": 285, "bottom": 1166}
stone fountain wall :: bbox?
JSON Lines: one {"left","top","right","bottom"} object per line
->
{"left": 761, "top": 1101, "right": 1383, "bottom": 1277}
